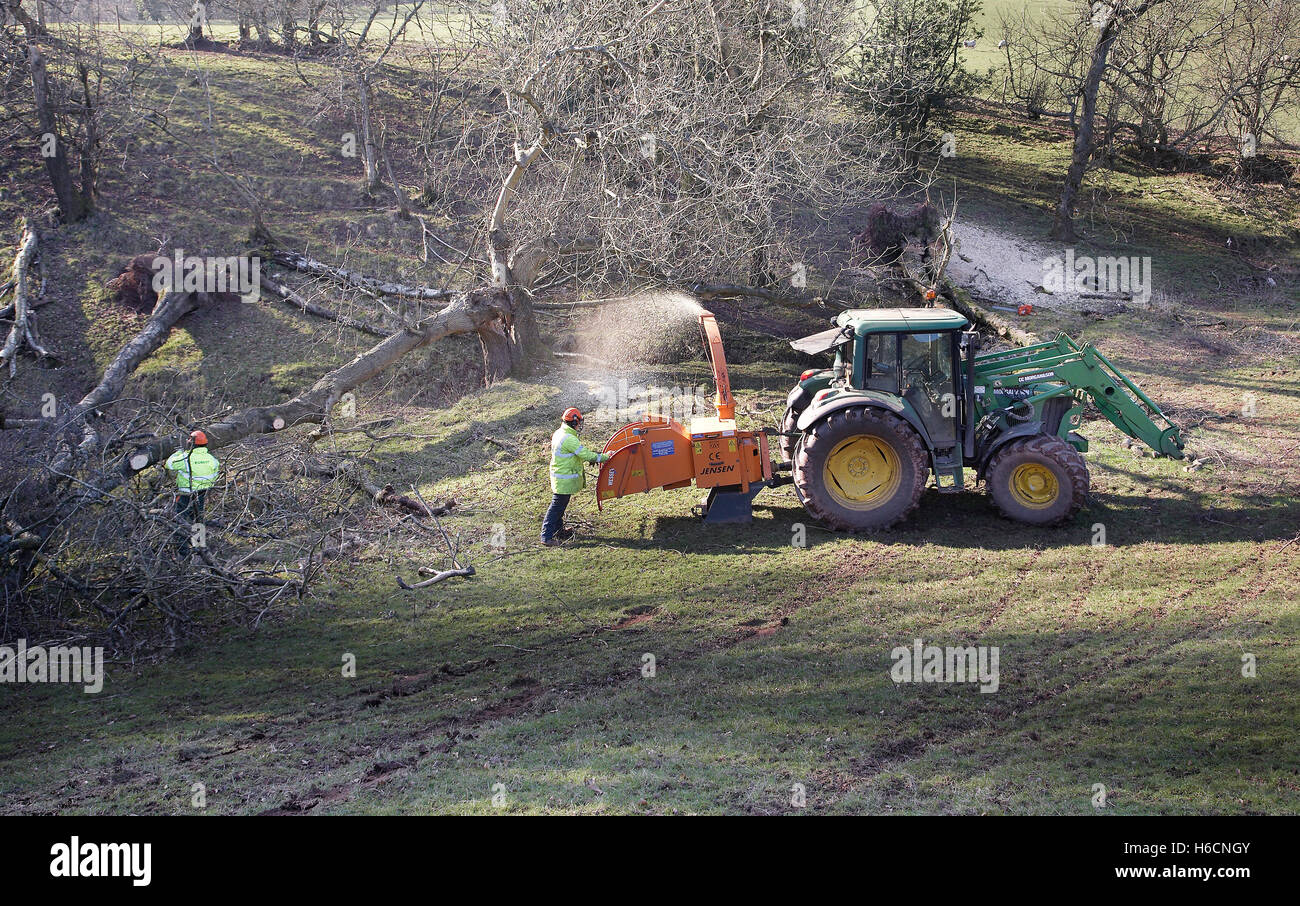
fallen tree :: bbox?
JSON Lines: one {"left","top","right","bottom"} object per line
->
{"left": 269, "top": 249, "right": 455, "bottom": 301}
{"left": 117, "top": 284, "right": 511, "bottom": 483}
{"left": 3, "top": 264, "right": 510, "bottom": 650}
{"left": 46, "top": 288, "right": 220, "bottom": 483}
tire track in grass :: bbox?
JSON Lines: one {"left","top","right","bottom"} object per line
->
{"left": 260, "top": 548, "right": 887, "bottom": 813}
{"left": 1059, "top": 551, "right": 1111, "bottom": 630}
{"left": 256, "top": 539, "right": 1284, "bottom": 814}
{"left": 975, "top": 547, "right": 1046, "bottom": 633}
{"left": 842, "top": 545, "right": 1275, "bottom": 792}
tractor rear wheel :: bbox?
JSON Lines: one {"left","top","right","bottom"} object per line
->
{"left": 794, "top": 407, "right": 928, "bottom": 531}
{"left": 779, "top": 406, "right": 800, "bottom": 462}
{"left": 985, "top": 434, "right": 1089, "bottom": 525}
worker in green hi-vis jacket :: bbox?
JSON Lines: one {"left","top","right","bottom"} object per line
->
{"left": 542, "top": 408, "right": 609, "bottom": 546}
{"left": 164, "top": 430, "right": 220, "bottom": 551}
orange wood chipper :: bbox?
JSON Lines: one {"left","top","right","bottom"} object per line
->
{"left": 595, "top": 312, "right": 786, "bottom": 523}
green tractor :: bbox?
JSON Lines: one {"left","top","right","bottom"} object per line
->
{"left": 780, "top": 308, "right": 1184, "bottom": 530}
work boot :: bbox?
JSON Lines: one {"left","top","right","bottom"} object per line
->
{"left": 556, "top": 527, "right": 576, "bottom": 542}
{"left": 540, "top": 537, "right": 562, "bottom": 547}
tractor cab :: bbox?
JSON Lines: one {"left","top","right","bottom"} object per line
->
{"left": 785, "top": 308, "right": 972, "bottom": 462}
{"left": 840, "top": 308, "right": 970, "bottom": 450}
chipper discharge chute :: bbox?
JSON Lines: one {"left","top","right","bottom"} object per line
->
{"left": 595, "top": 311, "right": 782, "bottom": 523}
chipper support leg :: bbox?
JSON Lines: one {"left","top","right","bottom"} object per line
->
{"left": 697, "top": 481, "right": 773, "bottom": 524}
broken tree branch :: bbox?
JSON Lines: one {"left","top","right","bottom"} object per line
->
{"left": 396, "top": 566, "right": 475, "bottom": 589}
{"left": 259, "top": 274, "right": 391, "bottom": 337}
{"left": 0, "top": 220, "right": 49, "bottom": 376}
{"left": 299, "top": 457, "right": 454, "bottom": 518}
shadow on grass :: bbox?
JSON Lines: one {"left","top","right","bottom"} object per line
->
{"left": 589, "top": 484, "right": 1299, "bottom": 553}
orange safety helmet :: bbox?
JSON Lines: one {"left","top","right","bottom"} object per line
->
{"left": 190, "top": 429, "right": 209, "bottom": 446}
{"left": 562, "top": 407, "right": 583, "bottom": 425}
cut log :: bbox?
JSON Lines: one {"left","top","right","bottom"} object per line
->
{"left": 947, "top": 286, "right": 1039, "bottom": 348}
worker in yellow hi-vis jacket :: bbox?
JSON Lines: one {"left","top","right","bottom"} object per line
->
{"left": 165, "top": 430, "right": 220, "bottom": 551}
{"left": 542, "top": 408, "right": 609, "bottom": 546}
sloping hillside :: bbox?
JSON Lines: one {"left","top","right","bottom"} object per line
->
{"left": 1, "top": 36, "right": 1298, "bottom": 815}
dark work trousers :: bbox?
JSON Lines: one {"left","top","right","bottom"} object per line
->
{"left": 541, "top": 493, "right": 572, "bottom": 542}
{"left": 173, "top": 490, "right": 208, "bottom": 551}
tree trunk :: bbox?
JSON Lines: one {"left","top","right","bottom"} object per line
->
{"left": 47, "top": 290, "right": 210, "bottom": 482}
{"left": 1052, "top": 1, "right": 1165, "bottom": 240}
{"left": 269, "top": 248, "right": 452, "bottom": 299}
{"left": 29, "top": 47, "right": 91, "bottom": 223}
{"left": 1051, "top": 17, "right": 1119, "bottom": 241}
{"left": 308, "top": 2, "right": 325, "bottom": 43}
{"left": 0, "top": 220, "right": 48, "bottom": 376}
{"left": 357, "top": 75, "right": 382, "bottom": 191}
{"left": 77, "top": 63, "right": 98, "bottom": 204}
{"left": 281, "top": 8, "right": 296, "bottom": 50}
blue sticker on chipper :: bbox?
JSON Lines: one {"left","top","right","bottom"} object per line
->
{"left": 651, "top": 440, "right": 674, "bottom": 457}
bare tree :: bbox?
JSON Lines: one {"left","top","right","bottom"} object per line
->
{"left": 1052, "top": 0, "right": 1170, "bottom": 241}
{"left": 417, "top": 0, "right": 890, "bottom": 377}
{"left": 2, "top": 1, "right": 159, "bottom": 222}
{"left": 303, "top": 1, "right": 424, "bottom": 192}
{"left": 1208, "top": 0, "right": 1300, "bottom": 168}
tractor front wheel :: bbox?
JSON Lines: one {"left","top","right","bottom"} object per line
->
{"left": 985, "top": 434, "right": 1089, "bottom": 525}
{"left": 794, "top": 408, "right": 928, "bottom": 531}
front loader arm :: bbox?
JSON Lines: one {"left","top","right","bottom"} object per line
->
{"left": 975, "top": 336, "right": 1185, "bottom": 459}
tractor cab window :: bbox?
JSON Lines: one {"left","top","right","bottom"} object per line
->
{"left": 861, "top": 333, "right": 900, "bottom": 394}
{"left": 901, "top": 332, "right": 957, "bottom": 446}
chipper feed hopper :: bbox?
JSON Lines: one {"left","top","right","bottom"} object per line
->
{"left": 597, "top": 307, "right": 1185, "bottom": 531}
{"left": 595, "top": 312, "right": 782, "bottom": 523}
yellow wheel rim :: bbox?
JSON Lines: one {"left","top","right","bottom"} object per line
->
{"left": 1009, "top": 463, "right": 1059, "bottom": 509}
{"left": 823, "top": 435, "right": 901, "bottom": 510}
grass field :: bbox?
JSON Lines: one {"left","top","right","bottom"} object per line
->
{"left": 0, "top": 26, "right": 1297, "bottom": 815}
{"left": 3, "top": 342, "right": 1297, "bottom": 814}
